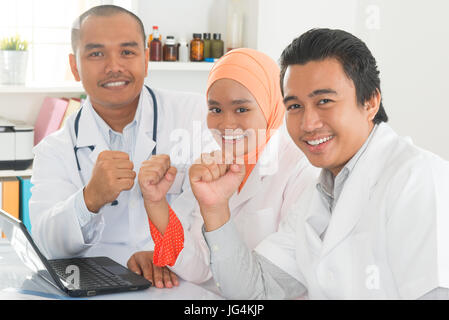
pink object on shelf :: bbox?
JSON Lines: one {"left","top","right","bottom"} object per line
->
{"left": 34, "top": 97, "right": 68, "bottom": 146}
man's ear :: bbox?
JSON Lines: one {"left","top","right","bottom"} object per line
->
{"left": 365, "top": 88, "right": 381, "bottom": 122}
{"left": 69, "top": 53, "right": 81, "bottom": 82}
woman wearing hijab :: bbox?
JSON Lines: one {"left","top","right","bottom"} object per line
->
{"left": 128, "top": 48, "right": 319, "bottom": 288}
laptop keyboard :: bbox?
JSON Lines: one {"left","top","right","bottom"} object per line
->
{"left": 49, "top": 259, "right": 131, "bottom": 290}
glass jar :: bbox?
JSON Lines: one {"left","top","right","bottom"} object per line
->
{"left": 163, "top": 36, "right": 177, "bottom": 61}
{"left": 211, "top": 33, "right": 224, "bottom": 59}
{"left": 190, "top": 33, "right": 204, "bottom": 61}
{"left": 203, "top": 33, "right": 212, "bottom": 59}
{"left": 149, "top": 26, "right": 162, "bottom": 61}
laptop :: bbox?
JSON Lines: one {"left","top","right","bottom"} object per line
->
{"left": 0, "top": 209, "right": 151, "bottom": 297}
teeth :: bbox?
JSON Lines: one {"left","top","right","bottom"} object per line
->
{"left": 103, "top": 81, "right": 127, "bottom": 87}
{"left": 307, "top": 136, "right": 333, "bottom": 146}
{"left": 223, "top": 135, "right": 245, "bottom": 140}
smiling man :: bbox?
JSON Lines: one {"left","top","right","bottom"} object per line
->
{"left": 29, "top": 5, "right": 215, "bottom": 288}
{"left": 197, "top": 28, "right": 449, "bottom": 299}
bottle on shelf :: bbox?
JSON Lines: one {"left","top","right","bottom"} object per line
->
{"left": 211, "top": 33, "right": 224, "bottom": 59}
{"left": 149, "top": 26, "right": 162, "bottom": 61}
{"left": 203, "top": 33, "right": 212, "bottom": 59}
{"left": 226, "top": 0, "right": 243, "bottom": 52}
{"left": 190, "top": 33, "right": 204, "bottom": 62}
{"left": 163, "top": 36, "right": 177, "bottom": 61}
{"left": 178, "top": 38, "right": 189, "bottom": 62}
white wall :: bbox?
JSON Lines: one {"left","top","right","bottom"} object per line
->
{"left": 2, "top": 0, "right": 448, "bottom": 160}
{"left": 255, "top": 0, "right": 449, "bottom": 160}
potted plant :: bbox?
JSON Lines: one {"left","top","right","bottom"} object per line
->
{"left": 0, "top": 35, "right": 29, "bottom": 85}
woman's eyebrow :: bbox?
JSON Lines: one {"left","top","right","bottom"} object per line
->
{"left": 231, "top": 99, "right": 253, "bottom": 105}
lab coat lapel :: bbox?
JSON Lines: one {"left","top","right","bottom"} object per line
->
{"left": 75, "top": 104, "right": 109, "bottom": 165}
{"left": 304, "top": 190, "right": 328, "bottom": 256}
{"left": 229, "top": 163, "right": 264, "bottom": 211}
{"left": 133, "top": 89, "right": 156, "bottom": 171}
{"left": 229, "top": 132, "right": 281, "bottom": 210}
{"left": 320, "top": 123, "right": 398, "bottom": 258}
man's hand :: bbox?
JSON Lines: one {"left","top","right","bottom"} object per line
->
{"left": 189, "top": 152, "right": 245, "bottom": 231}
{"left": 138, "top": 154, "right": 177, "bottom": 204}
{"left": 84, "top": 151, "right": 135, "bottom": 213}
{"left": 127, "top": 251, "right": 179, "bottom": 288}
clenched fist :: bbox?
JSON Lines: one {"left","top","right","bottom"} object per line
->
{"left": 138, "top": 154, "right": 177, "bottom": 204}
{"left": 84, "top": 151, "right": 136, "bottom": 213}
{"left": 189, "top": 152, "right": 245, "bottom": 231}
{"left": 138, "top": 155, "right": 177, "bottom": 234}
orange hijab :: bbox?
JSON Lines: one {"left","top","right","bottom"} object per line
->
{"left": 206, "top": 48, "right": 285, "bottom": 192}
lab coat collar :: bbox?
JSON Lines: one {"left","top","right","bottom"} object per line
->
{"left": 229, "top": 130, "right": 282, "bottom": 210}
{"left": 318, "top": 123, "right": 398, "bottom": 258}
{"left": 75, "top": 98, "right": 110, "bottom": 164}
{"left": 132, "top": 87, "right": 157, "bottom": 170}
{"left": 74, "top": 88, "right": 156, "bottom": 166}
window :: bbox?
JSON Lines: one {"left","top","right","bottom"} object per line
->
{"left": 0, "top": 0, "right": 134, "bottom": 83}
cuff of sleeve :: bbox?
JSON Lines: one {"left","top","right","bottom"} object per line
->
{"left": 203, "top": 219, "right": 244, "bottom": 263}
{"left": 74, "top": 188, "right": 101, "bottom": 228}
{"left": 149, "top": 205, "right": 184, "bottom": 267}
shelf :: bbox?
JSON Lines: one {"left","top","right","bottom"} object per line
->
{"left": 0, "top": 167, "right": 33, "bottom": 178}
{"left": 0, "top": 82, "right": 84, "bottom": 93}
{"left": 148, "top": 61, "right": 215, "bottom": 71}
{"left": 0, "top": 62, "right": 213, "bottom": 94}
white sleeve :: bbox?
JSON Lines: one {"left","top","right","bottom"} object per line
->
{"left": 29, "top": 138, "right": 105, "bottom": 259}
{"left": 255, "top": 189, "right": 310, "bottom": 285}
{"left": 386, "top": 156, "right": 449, "bottom": 299}
{"left": 204, "top": 219, "right": 307, "bottom": 299}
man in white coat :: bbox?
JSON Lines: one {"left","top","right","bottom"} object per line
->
{"left": 29, "top": 5, "right": 215, "bottom": 287}
{"left": 192, "top": 28, "right": 449, "bottom": 299}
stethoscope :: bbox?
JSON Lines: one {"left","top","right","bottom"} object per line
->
{"left": 73, "top": 85, "right": 158, "bottom": 207}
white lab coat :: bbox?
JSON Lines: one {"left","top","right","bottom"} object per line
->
{"left": 256, "top": 123, "right": 449, "bottom": 299}
{"left": 169, "top": 127, "right": 320, "bottom": 283}
{"left": 30, "top": 87, "right": 216, "bottom": 265}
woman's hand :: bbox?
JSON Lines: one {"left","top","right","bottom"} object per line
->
{"left": 127, "top": 251, "right": 179, "bottom": 289}
{"left": 189, "top": 152, "right": 246, "bottom": 231}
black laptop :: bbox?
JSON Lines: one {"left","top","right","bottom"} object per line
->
{"left": 0, "top": 209, "right": 151, "bottom": 297}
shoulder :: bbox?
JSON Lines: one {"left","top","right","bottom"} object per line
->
{"left": 386, "top": 134, "right": 448, "bottom": 186}
{"left": 151, "top": 87, "right": 206, "bottom": 111}
{"left": 33, "top": 121, "right": 74, "bottom": 157}
{"left": 149, "top": 87, "right": 208, "bottom": 126}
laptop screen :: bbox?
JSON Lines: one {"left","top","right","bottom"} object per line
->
{"left": 0, "top": 209, "right": 63, "bottom": 290}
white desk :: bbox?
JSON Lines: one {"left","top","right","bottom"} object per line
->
{"left": 0, "top": 239, "right": 223, "bottom": 300}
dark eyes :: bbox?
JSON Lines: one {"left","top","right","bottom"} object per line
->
{"left": 318, "top": 99, "right": 332, "bottom": 105}
{"left": 122, "top": 50, "right": 135, "bottom": 56}
{"left": 88, "top": 51, "right": 103, "bottom": 57}
{"left": 287, "top": 104, "right": 301, "bottom": 111}
{"left": 208, "top": 107, "right": 249, "bottom": 113}
{"left": 236, "top": 107, "right": 249, "bottom": 113}
{"left": 209, "top": 107, "right": 221, "bottom": 113}
{"left": 88, "top": 50, "right": 135, "bottom": 58}
{"left": 287, "top": 99, "right": 333, "bottom": 111}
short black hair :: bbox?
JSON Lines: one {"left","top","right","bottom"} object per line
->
{"left": 71, "top": 5, "right": 146, "bottom": 54}
{"left": 280, "top": 28, "right": 388, "bottom": 124}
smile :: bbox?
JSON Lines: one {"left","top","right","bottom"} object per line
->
{"left": 101, "top": 80, "right": 130, "bottom": 88}
{"left": 305, "top": 135, "right": 334, "bottom": 146}
{"left": 222, "top": 134, "right": 246, "bottom": 141}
